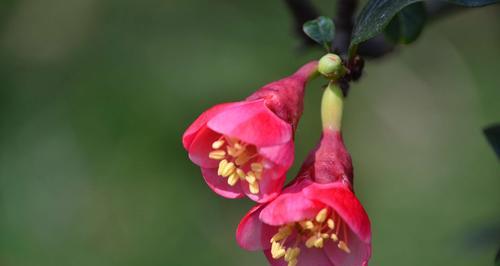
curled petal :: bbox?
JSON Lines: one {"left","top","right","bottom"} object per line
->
{"left": 187, "top": 127, "right": 221, "bottom": 168}
{"left": 303, "top": 182, "right": 371, "bottom": 243}
{"left": 259, "top": 140, "right": 294, "bottom": 168}
{"left": 201, "top": 167, "right": 244, "bottom": 199}
{"left": 182, "top": 102, "right": 240, "bottom": 150}
{"left": 207, "top": 100, "right": 292, "bottom": 147}
{"left": 236, "top": 205, "right": 275, "bottom": 251}
{"left": 324, "top": 229, "right": 371, "bottom": 266}
{"left": 259, "top": 180, "right": 324, "bottom": 226}
{"left": 243, "top": 165, "right": 286, "bottom": 203}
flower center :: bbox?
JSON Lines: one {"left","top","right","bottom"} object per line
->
{"left": 208, "top": 136, "right": 264, "bottom": 194}
{"left": 269, "top": 207, "right": 351, "bottom": 266}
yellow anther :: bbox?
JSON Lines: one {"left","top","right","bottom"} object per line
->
{"left": 251, "top": 162, "right": 264, "bottom": 172}
{"left": 245, "top": 171, "right": 257, "bottom": 183}
{"left": 227, "top": 173, "right": 239, "bottom": 186}
{"left": 221, "top": 162, "right": 235, "bottom": 177}
{"left": 305, "top": 235, "right": 317, "bottom": 248}
{"left": 284, "top": 247, "right": 300, "bottom": 262}
{"left": 288, "top": 259, "right": 298, "bottom": 266}
{"left": 331, "top": 233, "right": 339, "bottom": 242}
{"left": 271, "top": 242, "right": 286, "bottom": 259}
{"left": 338, "top": 241, "right": 351, "bottom": 253}
{"left": 249, "top": 181, "right": 260, "bottom": 194}
{"left": 209, "top": 150, "right": 226, "bottom": 160}
{"left": 313, "top": 237, "right": 324, "bottom": 248}
{"left": 284, "top": 248, "right": 293, "bottom": 262}
{"left": 321, "top": 233, "right": 330, "bottom": 239}
{"left": 236, "top": 168, "right": 246, "bottom": 179}
{"left": 270, "top": 226, "right": 292, "bottom": 243}
{"left": 217, "top": 160, "right": 228, "bottom": 176}
{"left": 299, "top": 220, "right": 314, "bottom": 230}
{"left": 327, "top": 218, "right": 335, "bottom": 230}
{"left": 315, "top": 208, "right": 328, "bottom": 223}
{"left": 211, "top": 140, "right": 225, "bottom": 149}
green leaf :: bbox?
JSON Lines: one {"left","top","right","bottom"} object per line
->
{"left": 385, "top": 2, "right": 427, "bottom": 44}
{"left": 303, "top": 16, "right": 335, "bottom": 50}
{"left": 484, "top": 124, "right": 500, "bottom": 158}
{"left": 351, "top": 0, "right": 500, "bottom": 48}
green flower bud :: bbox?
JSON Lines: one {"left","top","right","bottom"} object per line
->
{"left": 318, "top": 53, "right": 345, "bottom": 80}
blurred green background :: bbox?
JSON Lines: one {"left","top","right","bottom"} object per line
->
{"left": 0, "top": 1, "right": 499, "bottom": 265}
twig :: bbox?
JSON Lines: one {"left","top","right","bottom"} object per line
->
{"left": 284, "top": 0, "right": 319, "bottom": 46}
{"left": 332, "top": 0, "right": 358, "bottom": 55}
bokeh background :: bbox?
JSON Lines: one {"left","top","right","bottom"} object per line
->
{"left": 0, "top": 0, "right": 499, "bottom": 265}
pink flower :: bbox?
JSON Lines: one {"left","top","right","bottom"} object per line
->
{"left": 236, "top": 128, "right": 371, "bottom": 266}
{"left": 236, "top": 179, "right": 371, "bottom": 266}
{"left": 182, "top": 61, "right": 318, "bottom": 203}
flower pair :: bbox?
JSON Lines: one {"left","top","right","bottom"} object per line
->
{"left": 182, "top": 58, "right": 371, "bottom": 266}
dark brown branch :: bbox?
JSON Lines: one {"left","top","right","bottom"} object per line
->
{"left": 284, "top": 0, "right": 319, "bottom": 46}
{"left": 283, "top": 0, "right": 470, "bottom": 59}
{"left": 332, "top": 0, "right": 358, "bottom": 55}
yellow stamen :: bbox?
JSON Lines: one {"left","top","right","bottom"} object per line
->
{"left": 288, "top": 259, "right": 298, "bottom": 266}
{"left": 251, "top": 162, "right": 264, "bottom": 172}
{"left": 217, "top": 160, "right": 228, "bottom": 176}
{"left": 338, "top": 241, "right": 351, "bottom": 253}
{"left": 305, "top": 235, "right": 317, "bottom": 248}
{"left": 313, "top": 237, "right": 324, "bottom": 248}
{"left": 245, "top": 171, "right": 256, "bottom": 183}
{"left": 327, "top": 218, "right": 335, "bottom": 230}
{"left": 236, "top": 168, "right": 245, "bottom": 179}
{"left": 211, "top": 140, "right": 225, "bottom": 149}
{"left": 284, "top": 247, "right": 300, "bottom": 262}
{"left": 299, "top": 220, "right": 314, "bottom": 230}
{"left": 227, "top": 173, "right": 239, "bottom": 186}
{"left": 221, "top": 162, "right": 235, "bottom": 177}
{"left": 315, "top": 208, "right": 328, "bottom": 223}
{"left": 270, "top": 226, "right": 292, "bottom": 242}
{"left": 209, "top": 150, "right": 226, "bottom": 160}
{"left": 249, "top": 181, "right": 259, "bottom": 194}
{"left": 271, "top": 242, "right": 286, "bottom": 259}
{"left": 321, "top": 233, "right": 330, "bottom": 239}
{"left": 331, "top": 233, "right": 339, "bottom": 242}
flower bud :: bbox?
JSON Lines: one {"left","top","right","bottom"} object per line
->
{"left": 318, "top": 53, "right": 345, "bottom": 80}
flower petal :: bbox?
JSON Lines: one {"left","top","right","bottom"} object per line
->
{"left": 324, "top": 229, "right": 371, "bottom": 266}
{"left": 303, "top": 182, "right": 371, "bottom": 243}
{"left": 259, "top": 140, "right": 294, "bottom": 168}
{"left": 188, "top": 127, "right": 222, "bottom": 168}
{"left": 236, "top": 205, "right": 275, "bottom": 251}
{"left": 207, "top": 100, "right": 292, "bottom": 147}
{"left": 201, "top": 167, "right": 244, "bottom": 199}
{"left": 243, "top": 165, "right": 286, "bottom": 203}
{"left": 259, "top": 180, "right": 324, "bottom": 226}
{"left": 182, "top": 102, "right": 240, "bottom": 150}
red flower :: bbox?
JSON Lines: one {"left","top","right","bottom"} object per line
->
{"left": 237, "top": 122, "right": 371, "bottom": 266}
{"left": 236, "top": 179, "right": 371, "bottom": 266}
{"left": 182, "top": 61, "right": 318, "bottom": 203}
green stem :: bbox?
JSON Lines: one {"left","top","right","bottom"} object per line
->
{"left": 321, "top": 81, "right": 344, "bottom": 131}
